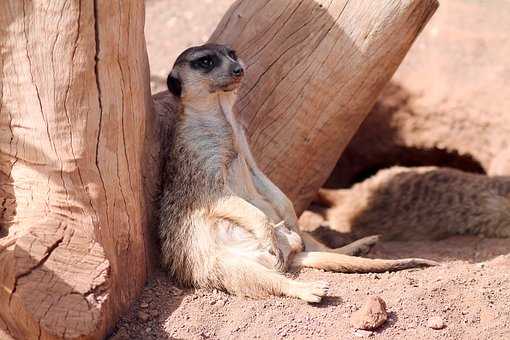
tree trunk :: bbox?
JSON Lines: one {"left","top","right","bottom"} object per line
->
{"left": 210, "top": 0, "right": 438, "bottom": 213}
{"left": 0, "top": 1, "right": 156, "bottom": 339}
{"left": 0, "top": 0, "right": 437, "bottom": 339}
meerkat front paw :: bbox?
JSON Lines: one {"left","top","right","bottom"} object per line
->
{"left": 265, "top": 226, "right": 287, "bottom": 272}
{"left": 275, "top": 222, "right": 304, "bottom": 253}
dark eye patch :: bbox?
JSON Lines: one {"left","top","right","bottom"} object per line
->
{"left": 190, "top": 54, "right": 221, "bottom": 72}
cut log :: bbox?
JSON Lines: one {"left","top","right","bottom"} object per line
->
{"left": 0, "top": 1, "right": 156, "bottom": 339}
{"left": 209, "top": 0, "right": 438, "bottom": 214}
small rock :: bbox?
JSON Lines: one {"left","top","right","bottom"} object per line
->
{"left": 145, "top": 327, "right": 152, "bottom": 333}
{"left": 150, "top": 309, "right": 160, "bottom": 317}
{"left": 353, "top": 329, "right": 375, "bottom": 337}
{"left": 427, "top": 316, "right": 446, "bottom": 330}
{"left": 350, "top": 296, "right": 388, "bottom": 330}
{"left": 140, "top": 302, "right": 149, "bottom": 308}
{"left": 137, "top": 311, "right": 150, "bottom": 322}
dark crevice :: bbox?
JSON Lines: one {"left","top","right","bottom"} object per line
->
{"left": 360, "top": 148, "right": 483, "bottom": 185}
{"left": 93, "top": 0, "right": 109, "bottom": 227}
{"left": 326, "top": 146, "right": 486, "bottom": 190}
{"left": 324, "top": 80, "right": 486, "bottom": 189}
{"left": 65, "top": 0, "right": 97, "bottom": 222}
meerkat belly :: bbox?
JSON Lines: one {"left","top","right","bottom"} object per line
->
{"left": 214, "top": 217, "right": 278, "bottom": 270}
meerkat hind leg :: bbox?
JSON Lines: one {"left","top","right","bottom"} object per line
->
{"left": 219, "top": 254, "right": 329, "bottom": 303}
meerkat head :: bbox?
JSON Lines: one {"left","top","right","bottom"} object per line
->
{"left": 167, "top": 44, "right": 245, "bottom": 102}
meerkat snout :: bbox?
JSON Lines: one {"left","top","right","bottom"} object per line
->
{"left": 232, "top": 64, "right": 244, "bottom": 77}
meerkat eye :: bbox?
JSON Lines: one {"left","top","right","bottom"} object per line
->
{"left": 190, "top": 54, "right": 220, "bottom": 72}
{"left": 197, "top": 55, "right": 215, "bottom": 69}
{"left": 228, "top": 50, "right": 238, "bottom": 61}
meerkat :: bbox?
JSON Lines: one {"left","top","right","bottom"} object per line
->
{"left": 305, "top": 166, "right": 510, "bottom": 245}
{"left": 158, "top": 44, "right": 437, "bottom": 303}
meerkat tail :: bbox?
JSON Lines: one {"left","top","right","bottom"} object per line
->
{"left": 291, "top": 251, "right": 438, "bottom": 273}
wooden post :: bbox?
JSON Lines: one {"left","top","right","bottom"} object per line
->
{"left": 0, "top": 1, "right": 156, "bottom": 338}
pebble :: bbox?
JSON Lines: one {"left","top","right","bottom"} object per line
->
{"left": 137, "top": 311, "right": 150, "bottom": 322}
{"left": 353, "top": 329, "right": 375, "bottom": 337}
{"left": 140, "top": 302, "right": 149, "bottom": 308}
{"left": 350, "top": 296, "right": 388, "bottom": 330}
{"left": 427, "top": 316, "right": 446, "bottom": 330}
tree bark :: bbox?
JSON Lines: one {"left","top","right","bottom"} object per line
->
{"left": 0, "top": 1, "right": 156, "bottom": 339}
{"left": 209, "top": 0, "right": 438, "bottom": 213}
{"left": 0, "top": 0, "right": 437, "bottom": 339}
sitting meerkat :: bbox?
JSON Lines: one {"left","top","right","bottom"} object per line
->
{"left": 158, "top": 44, "right": 437, "bottom": 303}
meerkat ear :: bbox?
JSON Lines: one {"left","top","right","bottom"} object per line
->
{"left": 167, "top": 72, "right": 182, "bottom": 97}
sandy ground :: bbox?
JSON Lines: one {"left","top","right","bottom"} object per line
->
{"left": 111, "top": 238, "right": 510, "bottom": 340}
{"left": 109, "top": 1, "right": 510, "bottom": 339}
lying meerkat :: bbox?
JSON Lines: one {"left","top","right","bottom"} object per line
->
{"left": 158, "top": 44, "right": 436, "bottom": 302}
{"left": 305, "top": 166, "right": 510, "bottom": 244}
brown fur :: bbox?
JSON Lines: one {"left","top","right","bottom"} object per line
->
{"left": 158, "top": 44, "right": 437, "bottom": 303}
{"left": 307, "top": 166, "right": 510, "bottom": 245}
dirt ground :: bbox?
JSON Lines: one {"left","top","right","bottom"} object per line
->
{"left": 111, "top": 239, "right": 510, "bottom": 340}
{"left": 109, "top": 1, "right": 510, "bottom": 339}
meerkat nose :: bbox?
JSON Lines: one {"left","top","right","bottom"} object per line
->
{"left": 232, "top": 66, "right": 244, "bottom": 77}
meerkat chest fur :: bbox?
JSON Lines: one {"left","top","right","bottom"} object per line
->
{"left": 164, "top": 91, "right": 251, "bottom": 221}
{"left": 179, "top": 93, "right": 239, "bottom": 178}
{"left": 179, "top": 91, "right": 252, "bottom": 187}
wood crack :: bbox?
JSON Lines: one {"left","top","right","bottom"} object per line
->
{"left": 93, "top": 0, "right": 109, "bottom": 227}
{"left": 9, "top": 223, "right": 66, "bottom": 308}
{"left": 22, "top": 0, "right": 60, "bottom": 164}
{"left": 238, "top": 0, "right": 304, "bottom": 103}
{"left": 245, "top": 0, "right": 336, "bottom": 136}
